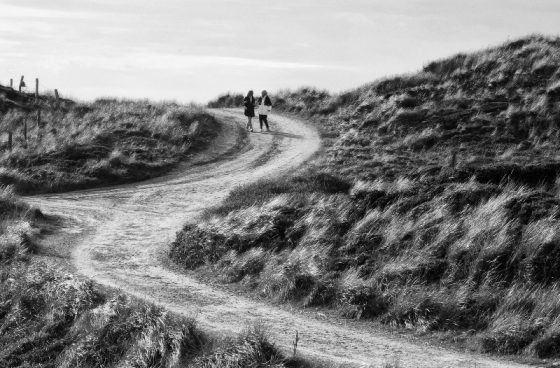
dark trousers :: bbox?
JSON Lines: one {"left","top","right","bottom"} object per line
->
{"left": 259, "top": 115, "right": 269, "bottom": 130}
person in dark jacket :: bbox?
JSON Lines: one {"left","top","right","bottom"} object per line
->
{"left": 257, "top": 90, "right": 272, "bottom": 132}
{"left": 243, "top": 90, "right": 255, "bottom": 132}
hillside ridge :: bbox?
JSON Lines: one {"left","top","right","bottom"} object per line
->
{"left": 174, "top": 35, "right": 560, "bottom": 360}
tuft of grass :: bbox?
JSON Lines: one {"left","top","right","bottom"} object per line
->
{"left": 202, "top": 170, "right": 351, "bottom": 218}
{"left": 190, "top": 327, "right": 285, "bottom": 368}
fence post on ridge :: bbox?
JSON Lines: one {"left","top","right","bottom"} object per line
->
{"left": 35, "top": 78, "right": 42, "bottom": 132}
{"left": 9, "top": 79, "right": 13, "bottom": 88}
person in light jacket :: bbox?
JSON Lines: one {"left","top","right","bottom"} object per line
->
{"left": 257, "top": 90, "right": 272, "bottom": 132}
{"left": 243, "top": 90, "right": 255, "bottom": 132}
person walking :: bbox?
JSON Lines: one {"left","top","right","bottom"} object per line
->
{"left": 257, "top": 90, "right": 272, "bottom": 132}
{"left": 243, "top": 90, "right": 256, "bottom": 132}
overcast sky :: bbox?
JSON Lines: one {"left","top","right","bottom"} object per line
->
{"left": 1, "top": 0, "right": 559, "bottom": 103}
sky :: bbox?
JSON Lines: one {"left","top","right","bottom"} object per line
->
{"left": 1, "top": 0, "right": 560, "bottom": 103}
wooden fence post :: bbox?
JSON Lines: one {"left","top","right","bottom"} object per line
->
{"left": 54, "top": 89, "right": 60, "bottom": 105}
{"left": 35, "top": 79, "right": 42, "bottom": 136}
{"left": 9, "top": 79, "right": 13, "bottom": 88}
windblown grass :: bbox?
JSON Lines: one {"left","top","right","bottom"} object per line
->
{"left": 179, "top": 35, "right": 560, "bottom": 358}
{"left": 0, "top": 95, "right": 218, "bottom": 194}
{"left": 0, "top": 189, "right": 312, "bottom": 368}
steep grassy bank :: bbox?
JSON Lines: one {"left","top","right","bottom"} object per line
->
{"left": 0, "top": 88, "right": 218, "bottom": 194}
{"left": 0, "top": 188, "right": 315, "bottom": 368}
{"left": 173, "top": 35, "right": 560, "bottom": 357}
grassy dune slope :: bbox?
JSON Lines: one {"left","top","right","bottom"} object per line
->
{"left": 0, "top": 87, "right": 218, "bottom": 194}
{"left": 173, "top": 35, "right": 560, "bottom": 357}
{"left": 0, "top": 189, "right": 314, "bottom": 368}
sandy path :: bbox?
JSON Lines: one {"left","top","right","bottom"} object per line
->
{"left": 27, "top": 109, "right": 530, "bottom": 368}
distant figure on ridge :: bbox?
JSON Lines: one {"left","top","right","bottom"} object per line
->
{"left": 243, "top": 90, "right": 255, "bottom": 132}
{"left": 257, "top": 90, "right": 272, "bottom": 132}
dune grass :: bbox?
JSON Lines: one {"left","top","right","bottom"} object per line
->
{"left": 172, "top": 173, "right": 560, "bottom": 358}
{"left": 174, "top": 35, "right": 560, "bottom": 358}
{"left": 0, "top": 92, "right": 218, "bottom": 194}
{"left": 0, "top": 187, "right": 318, "bottom": 368}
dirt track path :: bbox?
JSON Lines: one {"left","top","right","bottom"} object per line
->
{"left": 28, "top": 110, "right": 530, "bottom": 368}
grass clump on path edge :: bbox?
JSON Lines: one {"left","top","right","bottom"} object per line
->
{"left": 0, "top": 188, "right": 313, "bottom": 368}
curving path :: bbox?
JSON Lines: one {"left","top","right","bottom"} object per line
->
{"left": 28, "top": 109, "right": 530, "bottom": 368}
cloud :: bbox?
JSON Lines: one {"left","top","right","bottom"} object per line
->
{"left": 0, "top": 3, "right": 98, "bottom": 20}
{"left": 0, "top": 39, "right": 21, "bottom": 48}
{"left": 56, "top": 52, "right": 352, "bottom": 72}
